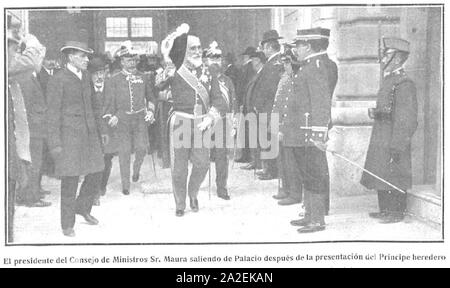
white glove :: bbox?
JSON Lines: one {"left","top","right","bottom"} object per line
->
{"left": 108, "top": 115, "right": 119, "bottom": 127}
{"left": 145, "top": 111, "right": 155, "bottom": 123}
{"left": 197, "top": 116, "right": 213, "bottom": 132}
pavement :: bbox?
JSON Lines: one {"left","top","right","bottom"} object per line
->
{"left": 13, "top": 155, "right": 442, "bottom": 244}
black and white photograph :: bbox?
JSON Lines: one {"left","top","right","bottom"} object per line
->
{"left": 1, "top": 0, "right": 447, "bottom": 268}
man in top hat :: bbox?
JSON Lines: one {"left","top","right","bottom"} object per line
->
{"left": 235, "top": 46, "right": 257, "bottom": 164}
{"left": 88, "top": 55, "right": 117, "bottom": 206}
{"left": 103, "top": 41, "right": 156, "bottom": 196}
{"left": 281, "top": 27, "right": 337, "bottom": 233}
{"left": 47, "top": 40, "right": 107, "bottom": 237}
{"left": 159, "top": 23, "right": 225, "bottom": 217}
{"left": 361, "top": 38, "right": 418, "bottom": 224}
{"left": 206, "top": 41, "right": 238, "bottom": 200}
{"left": 252, "top": 30, "right": 284, "bottom": 180}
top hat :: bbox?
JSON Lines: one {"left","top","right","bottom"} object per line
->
{"left": 292, "top": 27, "right": 330, "bottom": 44}
{"left": 241, "top": 46, "right": 257, "bottom": 56}
{"left": 261, "top": 30, "right": 283, "bottom": 45}
{"left": 60, "top": 40, "right": 94, "bottom": 54}
{"left": 383, "top": 37, "right": 410, "bottom": 53}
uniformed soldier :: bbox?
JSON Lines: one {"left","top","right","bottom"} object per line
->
{"left": 103, "top": 42, "right": 156, "bottom": 195}
{"left": 361, "top": 38, "right": 418, "bottom": 224}
{"left": 272, "top": 48, "right": 302, "bottom": 206}
{"left": 159, "top": 24, "right": 224, "bottom": 217}
{"left": 276, "top": 28, "right": 336, "bottom": 233}
{"left": 206, "top": 41, "right": 238, "bottom": 200}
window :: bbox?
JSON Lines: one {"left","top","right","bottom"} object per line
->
{"left": 106, "top": 17, "right": 128, "bottom": 38}
{"left": 131, "top": 17, "right": 153, "bottom": 37}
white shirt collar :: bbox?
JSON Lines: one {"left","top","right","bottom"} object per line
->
{"left": 43, "top": 67, "right": 53, "bottom": 75}
{"left": 32, "top": 71, "right": 37, "bottom": 78}
{"left": 267, "top": 51, "right": 281, "bottom": 63}
{"left": 257, "top": 66, "right": 263, "bottom": 74}
{"left": 94, "top": 83, "right": 104, "bottom": 93}
{"left": 304, "top": 51, "right": 327, "bottom": 61}
{"left": 244, "top": 59, "right": 252, "bottom": 65}
{"left": 67, "top": 63, "right": 82, "bottom": 80}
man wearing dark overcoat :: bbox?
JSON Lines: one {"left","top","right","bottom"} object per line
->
{"left": 159, "top": 24, "right": 224, "bottom": 217}
{"left": 252, "top": 30, "right": 283, "bottom": 180}
{"left": 88, "top": 56, "right": 118, "bottom": 205}
{"left": 47, "top": 41, "right": 108, "bottom": 237}
{"left": 278, "top": 28, "right": 336, "bottom": 233}
{"left": 361, "top": 38, "right": 418, "bottom": 224}
{"left": 103, "top": 42, "right": 156, "bottom": 195}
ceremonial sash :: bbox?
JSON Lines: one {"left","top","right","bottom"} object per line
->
{"left": 218, "top": 79, "right": 230, "bottom": 107}
{"left": 9, "top": 82, "right": 31, "bottom": 162}
{"left": 177, "top": 65, "right": 210, "bottom": 109}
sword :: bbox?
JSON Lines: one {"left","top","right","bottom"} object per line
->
{"left": 311, "top": 139, "right": 407, "bottom": 194}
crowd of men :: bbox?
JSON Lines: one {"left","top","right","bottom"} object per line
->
{"left": 7, "top": 20, "right": 417, "bottom": 240}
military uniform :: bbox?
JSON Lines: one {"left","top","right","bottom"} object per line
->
{"left": 103, "top": 70, "right": 155, "bottom": 192}
{"left": 164, "top": 64, "right": 224, "bottom": 213}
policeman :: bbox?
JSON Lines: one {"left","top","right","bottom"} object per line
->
{"left": 206, "top": 41, "right": 237, "bottom": 200}
{"left": 103, "top": 42, "right": 156, "bottom": 195}
{"left": 361, "top": 38, "right": 418, "bottom": 224}
{"left": 277, "top": 28, "right": 336, "bottom": 233}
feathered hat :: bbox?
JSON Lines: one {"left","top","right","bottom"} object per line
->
{"left": 205, "top": 41, "right": 222, "bottom": 58}
{"left": 161, "top": 23, "right": 190, "bottom": 69}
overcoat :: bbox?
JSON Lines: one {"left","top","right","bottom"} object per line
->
{"left": 252, "top": 53, "right": 283, "bottom": 113}
{"left": 46, "top": 68, "right": 105, "bottom": 177}
{"left": 361, "top": 69, "right": 418, "bottom": 191}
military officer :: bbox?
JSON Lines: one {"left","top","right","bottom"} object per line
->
{"left": 159, "top": 24, "right": 224, "bottom": 217}
{"left": 272, "top": 48, "right": 302, "bottom": 206}
{"left": 361, "top": 38, "right": 418, "bottom": 224}
{"left": 103, "top": 42, "right": 156, "bottom": 195}
{"left": 206, "top": 41, "right": 238, "bottom": 200}
{"left": 276, "top": 28, "right": 336, "bottom": 233}
{"left": 47, "top": 40, "right": 107, "bottom": 237}
{"left": 253, "top": 30, "right": 283, "bottom": 181}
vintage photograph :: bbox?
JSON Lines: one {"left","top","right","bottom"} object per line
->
{"left": 4, "top": 4, "right": 443, "bottom": 246}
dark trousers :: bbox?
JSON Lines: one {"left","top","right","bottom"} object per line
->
{"left": 172, "top": 147, "right": 209, "bottom": 211}
{"left": 60, "top": 172, "right": 102, "bottom": 230}
{"left": 278, "top": 142, "right": 298, "bottom": 197}
{"left": 286, "top": 146, "right": 329, "bottom": 224}
{"left": 377, "top": 190, "right": 407, "bottom": 216}
{"left": 16, "top": 137, "right": 44, "bottom": 204}
{"left": 8, "top": 178, "right": 16, "bottom": 243}
{"left": 213, "top": 147, "right": 229, "bottom": 195}
{"left": 119, "top": 150, "right": 145, "bottom": 191}
{"left": 100, "top": 153, "right": 115, "bottom": 194}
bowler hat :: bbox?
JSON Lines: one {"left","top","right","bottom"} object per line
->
{"left": 88, "top": 57, "right": 107, "bottom": 73}
{"left": 261, "top": 30, "right": 283, "bottom": 45}
{"left": 250, "top": 51, "right": 266, "bottom": 63}
{"left": 241, "top": 46, "right": 256, "bottom": 56}
{"left": 60, "top": 40, "right": 94, "bottom": 54}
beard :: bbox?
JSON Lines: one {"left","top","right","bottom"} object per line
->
{"left": 187, "top": 56, "right": 203, "bottom": 68}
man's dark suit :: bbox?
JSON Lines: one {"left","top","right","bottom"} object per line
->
{"left": 252, "top": 53, "right": 283, "bottom": 177}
